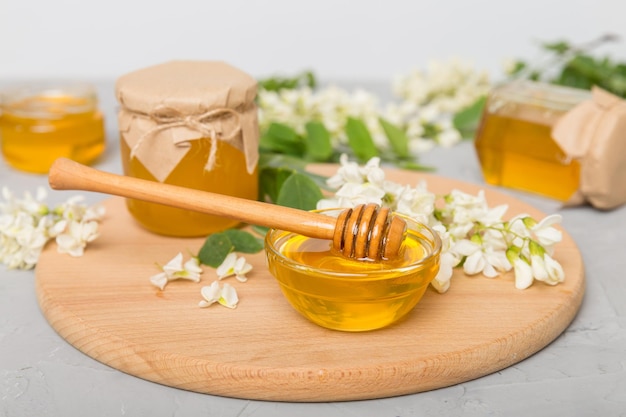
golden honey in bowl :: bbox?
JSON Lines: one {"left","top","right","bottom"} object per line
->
{"left": 0, "top": 84, "right": 105, "bottom": 174}
{"left": 115, "top": 61, "right": 259, "bottom": 237}
{"left": 265, "top": 211, "right": 441, "bottom": 332}
{"left": 474, "top": 80, "right": 591, "bottom": 201}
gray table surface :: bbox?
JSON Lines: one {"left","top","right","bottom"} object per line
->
{"left": 1, "top": 81, "right": 625, "bottom": 417}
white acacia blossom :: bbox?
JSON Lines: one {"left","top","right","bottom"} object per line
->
{"left": 0, "top": 187, "right": 104, "bottom": 270}
{"left": 258, "top": 86, "right": 388, "bottom": 147}
{"left": 317, "top": 155, "right": 565, "bottom": 292}
{"left": 148, "top": 250, "right": 253, "bottom": 309}
{"left": 393, "top": 58, "right": 491, "bottom": 113}
{"left": 387, "top": 58, "right": 490, "bottom": 150}
{"left": 216, "top": 252, "right": 253, "bottom": 282}
{"left": 149, "top": 252, "right": 203, "bottom": 290}
{"left": 198, "top": 281, "right": 239, "bottom": 309}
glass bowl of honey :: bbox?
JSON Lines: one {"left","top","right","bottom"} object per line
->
{"left": 265, "top": 210, "right": 442, "bottom": 332}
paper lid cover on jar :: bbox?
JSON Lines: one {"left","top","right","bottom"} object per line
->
{"left": 115, "top": 61, "right": 259, "bottom": 182}
{"left": 552, "top": 87, "right": 626, "bottom": 210}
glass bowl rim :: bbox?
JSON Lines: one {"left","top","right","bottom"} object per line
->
{"left": 264, "top": 208, "right": 442, "bottom": 281}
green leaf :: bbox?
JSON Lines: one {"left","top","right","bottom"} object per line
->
{"left": 379, "top": 117, "right": 409, "bottom": 158}
{"left": 259, "top": 167, "right": 294, "bottom": 203}
{"left": 422, "top": 122, "right": 442, "bottom": 139}
{"left": 304, "top": 121, "right": 333, "bottom": 161}
{"left": 197, "top": 229, "right": 264, "bottom": 267}
{"left": 508, "top": 60, "right": 527, "bottom": 76}
{"left": 567, "top": 55, "right": 606, "bottom": 80}
{"left": 344, "top": 117, "right": 379, "bottom": 162}
{"left": 276, "top": 172, "right": 324, "bottom": 211}
{"left": 257, "top": 71, "right": 317, "bottom": 92}
{"left": 396, "top": 160, "right": 435, "bottom": 172}
{"left": 259, "top": 123, "right": 305, "bottom": 156}
{"left": 453, "top": 96, "right": 487, "bottom": 138}
{"left": 301, "top": 170, "right": 333, "bottom": 191}
{"left": 607, "top": 74, "right": 626, "bottom": 97}
{"left": 222, "top": 229, "right": 264, "bottom": 253}
{"left": 258, "top": 152, "right": 332, "bottom": 192}
{"left": 555, "top": 66, "right": 593, "bottom": 90}
{"left": 258, "top": 152, "right": 308, "bottom": 171}
{"left": 267, "top": 122, "right": 300, "bottom": 142}
{"left": 252, "top": 225, "right": 270, "bottom": 236}
{"left": 515, "top": 36, "right": 626, "bottom": 98}
{"left": 542, "top": 40, "right": 571, "bottom": 55}
{"left": 198, "top": 234, "right": 234, "bottom": 267}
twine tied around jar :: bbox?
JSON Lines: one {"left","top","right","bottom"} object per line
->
{"left": 130, "top": 106, "right": 243, "bottom": 172}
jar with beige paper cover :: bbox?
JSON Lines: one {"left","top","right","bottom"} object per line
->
{"left": 474, "top": 81, "right": 591, "bottom": 202}
{"left": 115, "top": 61, "right": 259, "bottom": 236}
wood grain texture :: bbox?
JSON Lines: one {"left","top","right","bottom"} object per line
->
{"left": 35, "top": 166, "right": 585, "bottom": 402}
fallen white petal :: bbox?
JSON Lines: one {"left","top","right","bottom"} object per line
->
{"left": 162, "top": 252, "right": 184, "bottom": 277}
{"left": 150, "top": 272, "right": 169, "bottom": 290}
{"left": 199, "top": 281, "right": 223, "bottom": 308}
{"left": 216, "top": 252, "right": 238, "bottom": 279}
{"left": 218, "top": 283, "right": 239, "bottom": 309}
{"left": 184, "top": 257, "right": 203, "bottom": 275}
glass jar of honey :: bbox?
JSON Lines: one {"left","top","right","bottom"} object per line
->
{"left": 0, "top": 83, "right": 105, "bottom": 174}
{"left": 115, "top": 61, "right": 259, "bottom": 237}
{"left": 474, "top": 81, "right": 591, "bottom": 201}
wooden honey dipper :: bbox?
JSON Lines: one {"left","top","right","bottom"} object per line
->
{"left": 48, "top": 158, "right": 407, "bottom": 260}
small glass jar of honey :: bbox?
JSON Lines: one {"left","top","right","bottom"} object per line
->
{"left": 0, "top": 83, "right": 105, "bottom": 174}
{"left": 474, "top": 81, "right": 591, "bottom": 201}
{"left": 115, "top": 61, "right": 259, "bottom": 237}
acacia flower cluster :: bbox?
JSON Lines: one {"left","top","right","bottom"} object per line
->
{"left": 389, "top": 59, "right": 491, "bottom": 152}
{"left": 149, "top": 252, "right": 203, "bottom": 290}
{"left": 149, "top": 251, "right": 253, "bottom": 309}
{"left": 317, "top": 155, "right": 565, "bottom": 292}
{"left": 393, "top": 58, "right": 491, "bottom": 113}
{"left": 257, "top": 59, "right": 488, "bottom": 155}
{"left": 258, "top": 85, "right": 387, "bottom": 147}
{"left": 0, "top": 187, "right": 104, "bottom": 270}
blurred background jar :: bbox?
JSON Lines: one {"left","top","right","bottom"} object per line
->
{"left": 0, "top": 83, "right": 106, "bottom": 174}
{"left": 474, "top": 80, "right": 591, "bottom": 201}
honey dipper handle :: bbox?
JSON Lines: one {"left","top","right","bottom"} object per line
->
{"left": 48, "top": 158, "right": 336, "bottom": 240}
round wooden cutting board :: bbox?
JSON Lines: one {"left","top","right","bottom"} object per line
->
{"left": 35, "top": 166, "right": 585, "bottom": 402}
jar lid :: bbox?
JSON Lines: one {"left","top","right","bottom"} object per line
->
{"left": 115, "top": 61, "right": 257, "bottom": 114}
{"left": 115, "top": 61, "right": 259, "bottom": 182}
{"left": 493, "top": 80, "right": 591, "bottom": 112}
